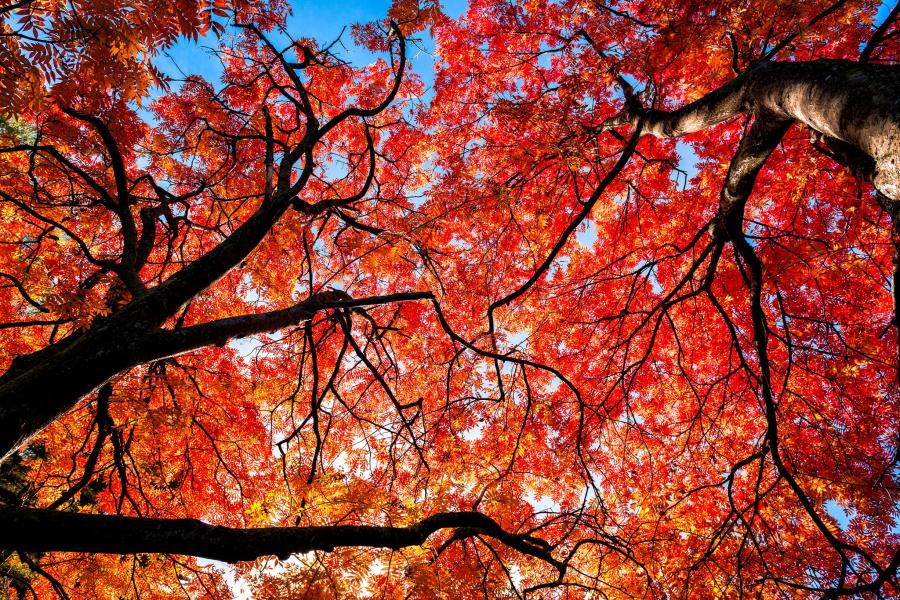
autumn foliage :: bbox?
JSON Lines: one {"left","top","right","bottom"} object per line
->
{"left": 0, "top": 0, "right": 899, "bottom": 597}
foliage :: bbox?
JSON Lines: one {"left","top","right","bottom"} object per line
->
{"left": 0, "top": 0, "right": 898, "bottom": 597}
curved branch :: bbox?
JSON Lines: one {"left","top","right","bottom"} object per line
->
{"left": 0, "top": 271, "right": 48, "bottom": 313}
{"left": 316, "top": 21, "right": 406, "bottom": 140}
{"left": 615, "top": 60, "right": 900, "bottom": 198}
{"left": 488, "top": 122, "right": 643, "bottom": 317}
{"left": 0, "top": 507, "right": 560, "bottom": 569}
{"left": 60, "top": 107, "right": 144, "bottom": 293}
{"left": 715, "top": 109, "right": 895, "bottom": 594}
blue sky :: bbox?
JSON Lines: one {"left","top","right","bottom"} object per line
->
{"left": 159, "top": 0, "right": 468, "bottom": 97}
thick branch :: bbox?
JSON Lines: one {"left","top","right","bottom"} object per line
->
{"left": 635, "top": 76, "right": 747, "bottom": 138}
{"left": 0, "top": 292, "right": 432, "bottom": 461}
{"left": 143, "top": 291, "right": 435, "bottom": 359}
{"left": 714, "top": 102, "right": 893, "bottom": 595}
{"left": 0, "top": 507, "right": 559, "bottom": 568}
{"left": 618, "top": 60, "right": 900, "bottom": 199}
{"left": 715, "top": 114, "right": 792, "bottom": 239}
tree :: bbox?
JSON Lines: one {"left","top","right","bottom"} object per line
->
{"left": 0, "top": 0, "right": 898, "bottom": 596}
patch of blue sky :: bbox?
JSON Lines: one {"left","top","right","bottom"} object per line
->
{"left": 157, "top": 0, "right": 468, "bottom": 102}
{"left": 534, "top": 39, "right": 559, "bottom": 71}
{"left": 876, "top": 1, "right": 897, "bottom": 31}
{"left": 459, "top": 419, "right": 484, "bottom": 441}
{"left": 506, "top": 327, "right": 530, "bottom": 347}
{"left": 646, "top": 262, "right": 662, "bottom": 294}
{"left": 674, "top": 139, "right": 700, "bottom": 184}
{"left": 629, "top": 259, "right": 662, "bottom": 294}
{"left": 575, "top": 217, "right": 598, "bottom": 247}
{"left": 525, "top": 491, "right": 561, "bottom": 513}
{"left": 823, "top": 498, "right": 853, "bottom": 531}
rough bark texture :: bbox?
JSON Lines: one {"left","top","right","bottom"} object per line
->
{"left": 633, "top": 60, "right": 900, "bottom": 200}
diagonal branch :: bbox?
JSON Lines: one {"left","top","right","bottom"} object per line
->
{"left": 142, "top": 290, "right": 435, "bottom": 360}
{"left": 860, "top": 1, "right": 900, "bottom": 63}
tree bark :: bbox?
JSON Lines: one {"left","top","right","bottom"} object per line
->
{"left": 625, "top": 59, "right": 900, "bottom": 200}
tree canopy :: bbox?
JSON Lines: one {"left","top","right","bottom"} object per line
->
{"left": 0, "top": 0, "right": 899, "bottom": 597}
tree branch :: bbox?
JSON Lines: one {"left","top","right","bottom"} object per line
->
{"left": 143, "top": 290, "right": 435, "bottom": 359}
{"left": 0, "top": 507, "right": 560, "bottom": 569}
{"left": 860, "top": 1, "right": 900, "bottom": 63}
{"left": 609, "top": 60, "right": 900, "bottom": 199}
